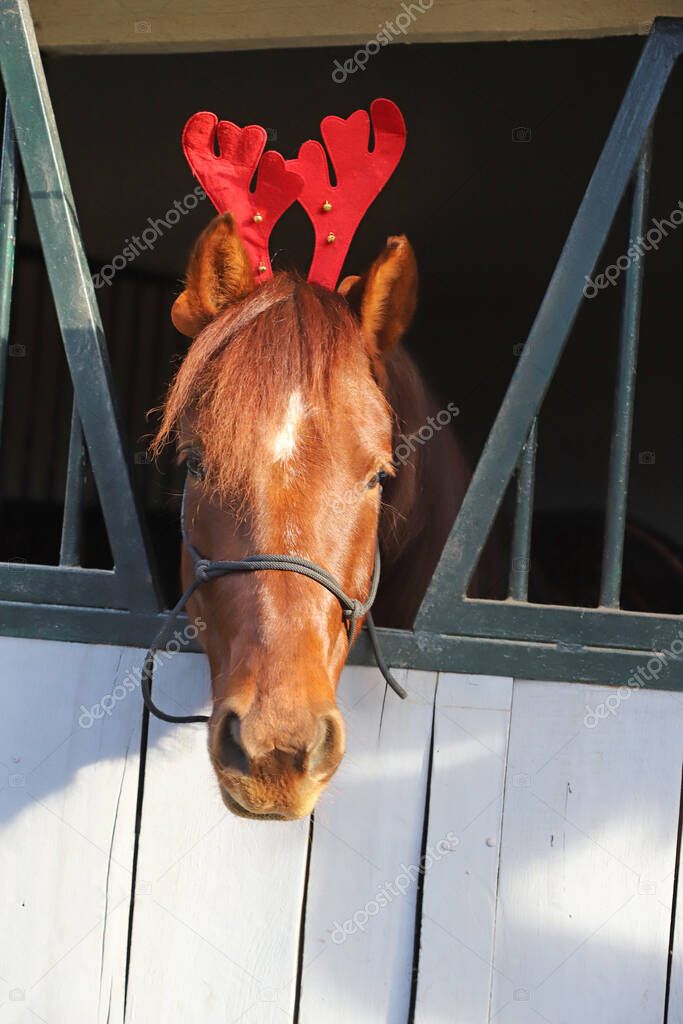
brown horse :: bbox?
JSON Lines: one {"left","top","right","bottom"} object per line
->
{"left": 154, "top": 212, "right": 478, "bottom": 820}
{"left": 154, "top": 212, "right": 683, "bottom": 820}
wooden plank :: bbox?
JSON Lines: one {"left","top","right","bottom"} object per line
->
{"left": 490, "top": 680, "right": 683, "bottom": 1023}
{"left": 297, "top": 666, "right": 436, "bottom": 1024}
{"left": 414, "top": 673, "right": 513, "bottom": 1023}
{"left": 30, "top": 0, "right": 663, "bottom": 53}
{"left": 125, "top": 650, "right": 310, "bottom": 1024}
{"left": 0, "top": 636, "right": 142, "bottom": 1022}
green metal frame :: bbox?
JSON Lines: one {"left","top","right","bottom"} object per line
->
{"left": 0, "top": 0, "right": 159, "bottom": 614}
{"left": 414, "top": 19, "right": 683, "bottom": 686}
{"left": 0, "top": 6, "right": 682, "bottom": 691}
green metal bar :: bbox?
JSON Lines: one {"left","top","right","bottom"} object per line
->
{"left": 600, "top": 134, "right": 652, "bottom": 608}
{"left": 59, "top": 397, "right": 85, "bottom": 566}
{"left": 415, "top": 19, "right": 683, "bottom": 634}
{"left": 0, "top": 0, "right": 159, "bottom": 611}
{"left": 0, "top": 563, "right": 124, "bottom": 606}
{"left": 0, "top": 99, "right": 19, "bottom": 442}
{"left": 1, "top": 602, "right": 682, "bottom": 692}
{"left": 2, "top": 598, "right": 679, "bottom": 659}
{"left": 508, "top": 418, "right": 537, "bottom": 601}
{"left": 426, "top": 596, "right": 683, "bottom": 652}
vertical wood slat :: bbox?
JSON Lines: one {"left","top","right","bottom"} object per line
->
{"left": 0, "top": 99, "right": 19, "bottom": 444}
{"left": 125, "top": 651, "right": 311, "bottom": 1024}
{"left": 60, "top": 397, "right": 86, "bottom": 566}
{"left": 508, "top": 419, "right": 537, "bottom": 601}
{"left": 0, "top": 636, "right": 142, "bottom": 1023}
{"left": 600, "top": 132, "right": 652, "bottom": 608}
{"left": 297, "top": 668, "right": 436, "bottom": 1024}
{"left": 414, "top": 673, "right": 513, "bottom": 1024}
{"left": 489, "top": 679, "right": 683, "bottom": 1023}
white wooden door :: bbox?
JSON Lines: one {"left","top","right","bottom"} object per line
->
{"left": 2, "top": 639, "right": 682, "bottom": 1024}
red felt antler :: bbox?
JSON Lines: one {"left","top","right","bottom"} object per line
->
{"left": 287, "top": 99, "right": 406, "bottom": 289}
{"left": 182, "top": 111, "right": 304, "bottom": 280}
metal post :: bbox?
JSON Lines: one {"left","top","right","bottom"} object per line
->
{"left": 509, "top": 418, "right": 537, "bottom": 601}
{"left": 0, "top": 100, "right": 20, "bottom": 442}
{"left": 599, "top": 133, "right": 652, "bottom": 608}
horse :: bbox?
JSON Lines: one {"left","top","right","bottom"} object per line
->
{"left": 153, "top": 212, "right": 484, "bottom": 820}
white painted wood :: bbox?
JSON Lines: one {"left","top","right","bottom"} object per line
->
{"left": 125, "top": 650, "right": 310, "bottom": 1024}
{"left": 414, "top": 673, "right": 513, "bottom": 1024}
{"left": 490, "top": 680, "right": 683, "bottom": 1024}
{"left": 4, "top": 638, "right": 680, "bottom": 1023}
{"left": 0, "top": 636, "right": 143, "bottom": 1024}
{"left": 297, "top": 666, "right": 437, "bottom": 1024}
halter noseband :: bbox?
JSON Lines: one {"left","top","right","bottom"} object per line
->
{"left": 141, "top": 482, "right": 406, "bottom": 724}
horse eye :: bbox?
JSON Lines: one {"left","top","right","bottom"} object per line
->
{"left": 185, "top": 450, "right": 205, "bottom": 481}
{"left": 367, "top": 469, "right": 388, "bottom": 490}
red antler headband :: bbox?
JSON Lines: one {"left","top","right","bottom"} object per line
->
{"left": 182, "top": 99, "right": 407, "bottom": 290}
{"left": 181, "top": 112, "right": 303, "bottom": 280}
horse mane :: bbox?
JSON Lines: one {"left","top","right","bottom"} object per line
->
{"left": 153, "top": 273, "right": 387, "bottom": 505}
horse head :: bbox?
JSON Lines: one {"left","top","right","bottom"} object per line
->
{"left": 154, "top": 210, "right": 418, "bottom": 819}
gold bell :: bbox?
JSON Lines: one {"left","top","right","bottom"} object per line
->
{"left": 258, "top": 260, "right": 267, "bottom": 273}
{"left": 253, "top": 212, "right": 263, "bottom": 223}
{"left": 327, "top": 232, "right": 335, "bottom": 244}
{"left": 322, "top": 200, "right": 332, "bottom": 212}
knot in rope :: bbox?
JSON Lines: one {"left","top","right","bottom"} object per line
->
{"left": 194, "top": 559, "right": 212, "bottom": 582}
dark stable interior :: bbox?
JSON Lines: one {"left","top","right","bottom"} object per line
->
{"left": 2, "top": 34, "right": 683, "bottom": 616}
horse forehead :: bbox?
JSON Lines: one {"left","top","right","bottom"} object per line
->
{"left": 270, "top": 390, "right": 306, "bottom": 463}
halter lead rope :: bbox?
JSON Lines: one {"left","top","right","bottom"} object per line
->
{"left": 141, "top": 485, "right": 407, "bottom": 724}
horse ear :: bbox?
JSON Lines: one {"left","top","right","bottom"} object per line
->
{"left": 339, "top": 235, "right": 417, "bottom": 359}
{"left": 171, "top": 212, "right": 256, "bottom": 337}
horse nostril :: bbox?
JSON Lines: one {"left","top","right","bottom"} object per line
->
{"left": 216, "top": 712, "right": 250, "bottom": 775}
{"left": 308, "top": 709, "right": 345, "bottom": 783}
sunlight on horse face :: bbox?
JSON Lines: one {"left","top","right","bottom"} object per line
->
{"left": 156, "top": 214, "right": 417, "bottom": 820}
{"left": 180, "top": 357, "right": 390, "bottom": 820}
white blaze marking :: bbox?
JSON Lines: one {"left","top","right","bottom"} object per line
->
{"left": 271, "top": 390, "right": 305, "bottom": 463}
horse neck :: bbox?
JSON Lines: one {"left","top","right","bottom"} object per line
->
{"left": 375, "top": 344, "right": 506, "bottom": 628}
{"left": 372, "top": 346, "right": 468, "bottom": 626}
